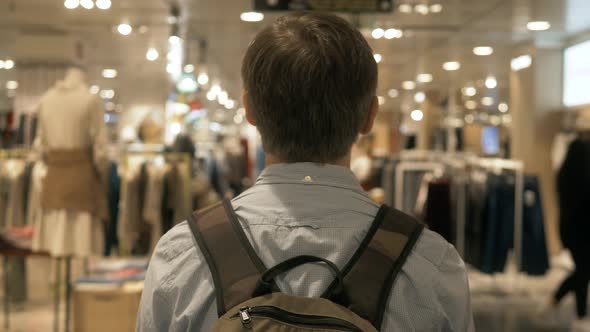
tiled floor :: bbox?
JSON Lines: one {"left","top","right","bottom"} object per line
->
{"left": 0, "top": 255, "right": 587, "bottom": 331}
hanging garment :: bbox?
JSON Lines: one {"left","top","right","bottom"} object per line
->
{"left": 402, "top": 171, "right": 426, "bottom": 215}
{"left": 381, "top": 160, "right": 398, "bottom": 207}
{"left": 26, "top": 162, "right": 46, "bottom": 226}
{"left": 117, "top": 163, "right": 142, "bottom": 253}
{"left": 479, "top": 174, "right": 549, "bottom": 275}
{"left": 0, "top": 166, "right": 11, "bottom": 228}
{"left": 143, "top": 163, "right": 166, "bottom": 252}
{"left": 21, "top": 162, "right": 34, "bottom": 221}
{"left": 463, "top": 172, "right": 488, "bottom": 269}
{"left": 0, "top": 160, "right": 27, "bottom": 228}
{"left": 521, "top": 176, "right": 549, "bottom": 275}
{"left": 423, "top": 178, "right": 454, "bottom": 243}
{"left": 5, "top": 161, "right": 26, "bottom": 228}
{"left": 480, "top": 174, "right": 515, "bottom": 274}
{"left": 104, "top": 162, "right": 120, "bottom": 256}
{"left": 161, "top": 166, "right": 175, "bottom": 235}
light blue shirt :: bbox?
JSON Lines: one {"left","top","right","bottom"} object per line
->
{"left": 137, "top": 163, "right": 474, "bottom": 331}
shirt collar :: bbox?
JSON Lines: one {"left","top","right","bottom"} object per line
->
{"left": 255, "top": 162, "right": 366, "bottom": 194}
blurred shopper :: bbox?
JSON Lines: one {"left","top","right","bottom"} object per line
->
{"left": 553, "top": 131, "right": 590, "bottom": 329}
{"left": 137, "top": 12, "right": 473, "bottom": 331}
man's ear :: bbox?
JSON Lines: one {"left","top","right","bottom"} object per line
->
{"left": 360, "top": 96, "right": 379, "bottom": 135}
{"left": 242, "top": 91, "right": 256, "bottom": 126}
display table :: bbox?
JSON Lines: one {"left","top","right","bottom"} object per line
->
{"left": 0, "top": 236, "right": 73, "bottom": 332}
{"left": 74, "top": 283, "right": 143, "bottom": 332}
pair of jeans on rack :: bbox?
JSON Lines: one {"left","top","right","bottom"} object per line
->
{"left": 479, "top": 174, "right": 549, "bottom": 275}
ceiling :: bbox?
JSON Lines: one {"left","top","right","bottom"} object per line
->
{"left": 1, "top": 0, "right": 590, "bottom": 115}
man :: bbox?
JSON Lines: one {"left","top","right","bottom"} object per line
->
{"left": 137, "top": 12, "right": 474, "bottom": 331}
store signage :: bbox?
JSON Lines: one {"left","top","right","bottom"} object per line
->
{"left": 254, "top": 0, "right": 394, "bottom": 13}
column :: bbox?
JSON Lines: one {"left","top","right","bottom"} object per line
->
{"left": 510, "top": 46, "right": 564, "bottom": 256}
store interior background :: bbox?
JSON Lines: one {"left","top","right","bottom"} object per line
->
{"left": 1, "top": 0, "right": 590, "bottom": 331}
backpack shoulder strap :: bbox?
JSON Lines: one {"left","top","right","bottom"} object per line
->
{"left": 323, "top": 205, "right": 424, "bottom": 329}
{"left": 187, "top": 199, "right": 268, "bottom": 317}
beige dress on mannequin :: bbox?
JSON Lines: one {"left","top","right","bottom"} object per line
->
{"left": 32, "top": 68, "right": 106, "bottom": 257}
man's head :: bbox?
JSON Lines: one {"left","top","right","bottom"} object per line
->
{"left": 241, "top": 12, "right": 379, "bottom": 164}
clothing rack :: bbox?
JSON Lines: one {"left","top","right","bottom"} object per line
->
{"left": 117, "top": 150, "right": 193, "bottom": 255}
{"left": 467, "top": 157, "right": 525, "bottom": 274}
{"left": 0, "top": 149, "right": 31, "bottom": 159}
{"left": 393, "top": 151, "right": 526, "bottom": 273}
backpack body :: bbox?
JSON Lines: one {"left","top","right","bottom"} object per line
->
{"left": 213, "top": 293, "right": 377, "bottom": 331}
{"left": 188, "top": 199, "right": 423, "bottom": 331}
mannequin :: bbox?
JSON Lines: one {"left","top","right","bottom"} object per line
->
{"left": 32, "top": 67, "right": 107, "bottom": 258}
{"left": 62, "top": 67, "right": 86, "bottom": 88}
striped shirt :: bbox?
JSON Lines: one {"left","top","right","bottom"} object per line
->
{"left": 137, "top": 163, "right": 474, "bottom": 331}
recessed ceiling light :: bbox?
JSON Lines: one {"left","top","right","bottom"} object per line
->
{"left": 384, "top": 28, "right": 403, "bottom": 39}
{"left": 89, "top": 85, "right": 100, "bottom": 94}
{"left": 485, "top": 76, "right": 497, "bottom": 89}
{"left": 64, "top": 0, "right": 79, "bottom": 9}
{"left": 416, "top": 73, "right": 433, "bottom": 83}
{"left": 100, "top": 89, "right": 115, "bottom": 99}
{"left": 398, "top": 4, "right": 413, "bottom": 13}
{"left": 146, "top": 48, "right": 159, "bottom": 61}
{"left": 402, "top": 81, "right": 416, "bottom": 90}
{"left": 411, "top": 109, "right": 424, "bottom": 121}
{"left": 373, "top": 53, "right": 382, "bottom": 63}
{"left": 5, "top": 81, "right": 18, "bottom": 90}
{"left": 465, "top": 114, "right": 475, "bottom": 124}
{"left": 4, "top": 59, "right": 14, "bottom": 70}
{"left": 102, "top": 68, "right": 117, "bottom": 78}
{"left": 184, "top": 64, "right": 195, "bottom": 73}
{"left": 490, "top": 115, "right": 502, "bottom": 126}
{"left": 481, "top": 97, "right": 494, "bottom": 106}
{"left": 80, "top": 0, "right": 93, "bottom": 9}
{"left": 225, "top": 100, "right": 236, "bottom": 110}
{"left": 462, "top": 86, "right": 477, "bottom": 97}
{"left": 210, "top": 85, "right": 221, "bottom": 95}
{"left": 218, "top": 91, "right": 229, "bottom": 104}
{"left": 527, "top": 21, "right": 551, "bottom": 31}
{"left": 473, "top": 46, "right": 494, "bottom": 56}
{"left": 498, "top": 103, "right": 509, "bottom": 113}
{"left": 388, "top": 89, "right": 399, "bottom": 98}
{"left": 443, "top": 61, "right": 461, "bottom": 71}
{"left": 169, "top": 35, "right": 181, "bottom": 45}
{"left": 465, "top": 100, "right": 477, "bottom": 110}
{"left": 96, "top": 0, "right": 111, "bottom": 10}
{"left": 430, "top": 4, "right": 443, "bottom": 13}
{"left": 414, "top": 91, "right": 426, "bottom": 103}
{"left": 240, "top": 11, "right": 264, "bottom": 22}
{"left": 415, "top": 4, "right": 429, "bottom": 15}
{"left": 372, "top": 28, "right": 385, "bottom": 39}
{"left": 511, "top": 55, "right": 532, "bottom": 71}
{"left": 105, "top": 102, "right": 115, "bottom": 111}
{"left": 117, "top": 23, "right": 132, "bottom": 35}
{"left": 198, "top": 73, "right": 209, "bottom": 85}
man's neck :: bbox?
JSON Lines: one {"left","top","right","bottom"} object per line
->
{"left": 265, "top": 153, "right": 351, "bottom": 168}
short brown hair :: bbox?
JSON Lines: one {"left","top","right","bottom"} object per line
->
{"left": 242, "top": 12, "right": 378, "bottom": 163}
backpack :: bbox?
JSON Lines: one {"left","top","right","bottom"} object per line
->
{"left": 188, "top": 199, "right": 424, "bottom": 331}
